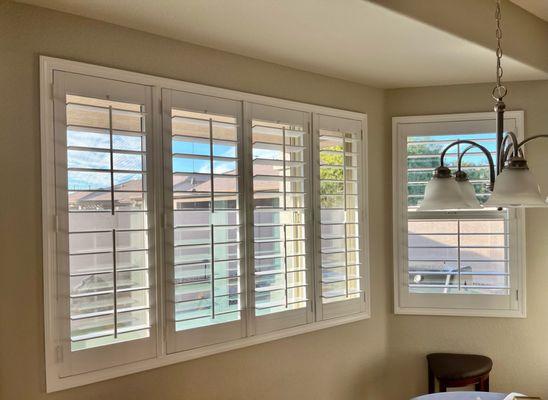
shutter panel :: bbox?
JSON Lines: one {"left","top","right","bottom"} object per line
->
{"left": 408, "top": 215, "right": 510, "bottom": 294}
{"left": 163, "top": 89, "right": 246, "bottom": 352}
{"left": 53, "top": 71, "right": 157, "bottom": 376}
{"left": 400, "top": 127, "right": 520, "bottom": 311}
{"left": 314, "top": 114, "right": 367, "bottom": 320}
{"left": 246, "top": 103, "right": 314, "bottom": 335}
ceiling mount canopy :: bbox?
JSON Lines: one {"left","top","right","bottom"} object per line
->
{"left": 419, "top": 0, "right": 548, "bottom": 211}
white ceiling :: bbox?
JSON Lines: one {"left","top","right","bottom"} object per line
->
{"left": 511, "top": 0, "right": 548, "bottom": 22}
{"left": 17, "top": 0, "right": 548, "bottom": 88}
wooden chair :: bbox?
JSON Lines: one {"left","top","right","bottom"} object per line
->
{"left": 427, "top": 353, "right": 493, "bottom": 393}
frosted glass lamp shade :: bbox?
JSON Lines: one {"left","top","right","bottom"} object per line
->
{"left": 418, "top": 177, "right": 479, "bottom": 211}
{"left": 485, "top": 167, "right": 547, "bottom": 207}
{"left": 457, "top": 179, "right": 482, "bottom": 208}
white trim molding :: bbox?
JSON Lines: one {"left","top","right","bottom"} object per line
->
{"left": 392, "top": 111, "right": 526, "bottom": 318}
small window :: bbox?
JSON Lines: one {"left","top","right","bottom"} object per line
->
{"left": 393, "top": 112, "right": 526, "bottom": 317}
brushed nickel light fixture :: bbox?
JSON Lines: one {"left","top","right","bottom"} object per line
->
{"left": 419, "top": 0, "right": 548, "bottom": 211}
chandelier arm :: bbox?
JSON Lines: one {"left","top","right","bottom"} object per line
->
{"left": 501, "top": 142, "right": 524, "bottom": 168}
{"left": 498, "top": 131, "right": 521, "bottom": 169}
{"left": 440, "top": 140, "right": 496, "bottom": 190}
{"left": 515, "top": 135, "right": 548, "bottom": 152}
{"left": 457, "top": 145, "right": 477, "bottom": 172}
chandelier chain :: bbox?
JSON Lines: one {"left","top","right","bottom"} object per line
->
{"left": 493, "top": 0, "right": 507, "bottom": 99}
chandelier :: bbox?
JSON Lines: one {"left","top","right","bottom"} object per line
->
{"left": 419, "top": 0, "right": 548, "bottom": 211}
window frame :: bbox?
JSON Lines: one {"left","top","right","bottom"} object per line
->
{"left": 392, "top": 111, "right": 526, "bottom": 318}
{"left": 41, "top": 56, "right": 370, "bottom": 392}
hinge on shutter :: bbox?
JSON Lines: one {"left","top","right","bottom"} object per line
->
{"left": 360, "top": 129, "right": 364, "bottom": 140}
{"left": 50, "top": 83, "right": 55, "bottom": 100}
{"left": 516, "top": 289, "right": 519, "bottom": 301}
{"left": 55, "top": 345, "right": 63, "bottom": 363}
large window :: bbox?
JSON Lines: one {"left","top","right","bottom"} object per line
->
{"left": 41, "top": 57, "right": 369, "bottom": 391}
{"left": 392, "top": 112, "right": 526, "bottom": 317}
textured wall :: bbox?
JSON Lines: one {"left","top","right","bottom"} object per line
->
{"left": 387, "top": 81, "right": 548, "bottom": 399}
{"left": 0, "top": 3, "right": 391, "bottom": 399}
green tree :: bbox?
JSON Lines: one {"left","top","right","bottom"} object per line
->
{"left": 319, "top": 145, "right": 345, "bottom": 208}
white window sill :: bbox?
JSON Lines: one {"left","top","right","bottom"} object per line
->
{"left": 394, "top": 305, "right": 526, "bottom": 318}
{"left": 46, "top": 312, "right": 369, "bottom": 393}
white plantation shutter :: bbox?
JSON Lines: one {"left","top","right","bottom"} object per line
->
{"left": 408, "top": 214, "right": 512, "bottom": 295}
{"left": 43, "top": 59, "right": 371, "bottom": 389}
{"left": 393, "top": 113, "right": 525, "bottom": 316}
{"left": 163, "top": 90, "right": 246, "bottom": 352}
{"left": 52, "top": 71, "right": 157, "bottom": 375}
{"left": 313, "top": 114, "right": 367, "bottom": 320}
{"left": 246, "top": 103, "right": 314, "bottom": 335}
{"left": 407, "top": 132, "right": 510, "bottom": 296}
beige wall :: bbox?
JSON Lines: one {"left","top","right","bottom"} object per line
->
{"left": 0, "top": 2, "right": 391, "bottom": 400}
{"left": 387, "top": 81, "right": 548, "bottom": 399}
